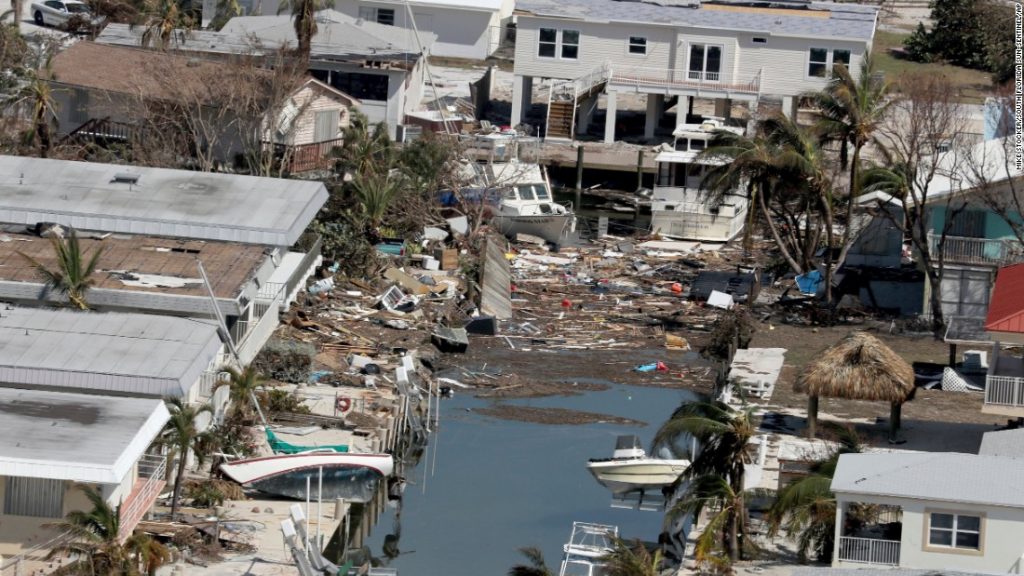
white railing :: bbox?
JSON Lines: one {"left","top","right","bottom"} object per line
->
{"left": 197, "top": 369, "right": 230, "bottom": 398}
{"left": 837, "top": 536, "right": 900, "bottom": 566}
{"left": 118, "top": 454, "right": 167, "bottom": 540}
{"left": 254, "top": 282, "right": 285, "bottom": 319}
{"left": 230, "top": 319, "right": 251, "bottom": 346}
{"left": 236, "top": 283, "right": 286, "bottom": 364}
{"left": 608, "top": 66, "right": 761, "bottom": 94}
{"left": 928, "top": 232, "right": 1024, "bottom": 267}
{"left": 985, "top": 375, "right": 1024, "bottom": 406}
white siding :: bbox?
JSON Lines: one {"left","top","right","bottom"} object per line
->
{"left": 836, "top": 493, "right": 1024, "bottom": 573}
{"left": 284, "top": 84, "right": 354, "bottom": 146}
{"left": 514, "top": 17, "right": 678, "bottom": 80}
{"left": 513, "top": 15, "right": 870, "bottom": 98}
{"left": 735, "top": 34, "right": 866, "bottom": 97}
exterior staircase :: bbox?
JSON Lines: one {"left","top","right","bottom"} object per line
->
{"left": 543, "top": 65, "right": 609, "bottom": 141}
{"left": 546, "top": 99, "right": 575, "bottom": 139}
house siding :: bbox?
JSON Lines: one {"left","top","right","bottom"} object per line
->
{"left": 283, "top": 84, "right": 353, "bottom": 146}
{"left": 836, "top": 493, "right": 1024, "bottom": 573}
{"left": 513, "top": 15, "right": 869, "bottom": 97}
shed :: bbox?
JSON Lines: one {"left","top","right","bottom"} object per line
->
{"left": 795, "top": 332, "right": 914, "bottom": 440}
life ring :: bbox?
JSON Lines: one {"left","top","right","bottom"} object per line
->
{"left": 336, "top": 397, "right": 352, "bottom": 413}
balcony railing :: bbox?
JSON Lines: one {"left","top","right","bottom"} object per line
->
{"left": 608, "top": 66, "right": 761, "bottom": 95}
{"left": 928, "top": 232, "right": 1024, "bottom": 267}
{"left": 985, "top": 374, "right": 1024, "bottom": 406}
{"left": 263, "top": 138, "right": 343, "bottom": 173}
{"left": 837, "top": 536, "right": 900, "bottom": 566}
{"left": 197, "top": 369, "right": 230, "bottom": 399}
{"left": 119, "top": 453, "right": 167, "bottom": 540}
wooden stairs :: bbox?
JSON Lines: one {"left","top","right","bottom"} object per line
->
{"left": 546, "top": 99, "right": 575, "bottom": 139}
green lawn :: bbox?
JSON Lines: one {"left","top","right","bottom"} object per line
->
{"left": 872, "top": 30, "right": 994, "bottom": 104}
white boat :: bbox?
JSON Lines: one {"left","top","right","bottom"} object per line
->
{"left": 650, "top": 117, "right": 748, "bottom": 242}
{"left": 486, "top": 161, "right": 576, "bottom": 244}
{"left": 559, "top": 521, "right": 617, "bottom": 576}
{"left": 587, "top": 435, "right": 690, "bottom": 495}
{"left": 220, "top": 450, "right": 394, "bottom": 503}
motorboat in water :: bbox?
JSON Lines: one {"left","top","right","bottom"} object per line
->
{"left": 586, "top": 435, "right": 690, "bottom": 495}
{"left": 220, "top": 450, "right": 394, "bottom": 503}
{"left": 559, "top": 521, "right": 618, "bottom": 576}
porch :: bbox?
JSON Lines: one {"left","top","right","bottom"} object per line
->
{"left": 982, "top": 350, "right": 1024, "bottom": 417}
{"left": 263, "top": 138, "right": 343, "bottom": 173}
{"left": 834, "top": 503, "right": 903, "bottom": 567}
{"left": 928, "top": 232, "right": 1024, "bottom": 267}
{"left": 606, "top": 66, "right": 762, "bottom": 100}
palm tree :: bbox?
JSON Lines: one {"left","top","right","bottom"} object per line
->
{"left": 768, "top": 426, "right": 863, "bottom": 563}
{"left": 5, "top": 57, "right": 60, "bottom": 157}
{"left": 699, "top": 129, "right": 782, "bottom": 258}
{"left": 765, "top": 114, "right": 837, "bottom": 301}
{"left": 18, "top": 230, "right": 103, "bottom": 310}
{"left": 352, "top": 170, "right": 404, "bottom": 244}
{"left": 161, "top": 397, "right": 212, "bottom": 520}
{"left": 48, "top": 485, "right": 171, "bottom": 575}
{"left": 653, "top": 400, "right": 756, "bottom": 562}
{"left": 219, "top": 365, "right": 263, "bottom": 423}
{"left": 139, "top": 0, "right": 192, "bottom": 49}
{"left": 602, "top": 538, "right": 662, "bottom": 576}
{"left": 809, "top": 52, "right": 891, "bottom": 260}
{"left": 508, "top": 546, "right": 553, "bottom": 576}
{"left": 669, "top": 474, "right": 757, "bottom": 571}
{"left": 209, "top": 0, "right": 241, "bottom": 29}
{"left": 278, "top": 0, "right": 334, "bottom": 61}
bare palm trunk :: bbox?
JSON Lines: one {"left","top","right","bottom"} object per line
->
{"left": 758, "top": 189, "right": 803, "bottom": 273}
{"left": 170, "top": 446, "right": 188, "bottom": 519}
{"left": 821, "top": 191, "right": 835, "bottom": 304}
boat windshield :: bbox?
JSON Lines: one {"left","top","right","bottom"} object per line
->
{"left": 614, "top": 435, "right": 643, "bottom": 451}
{"left": 517, "top": 184, "right": 537, "bottom": 201}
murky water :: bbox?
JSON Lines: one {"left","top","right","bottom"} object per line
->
{"left": 363, "top": 382, "right": 697, "bottom": 576}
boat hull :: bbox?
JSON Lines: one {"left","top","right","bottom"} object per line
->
{"left": 220, "top": 452, "right": 394, "bottom": 503}
{"left": 586, "top": 459, "right": 689, "bottom": 494}
{"left": 491, "top": 213, "right": 574, "bottom": 244}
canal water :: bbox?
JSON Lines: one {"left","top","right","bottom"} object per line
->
{"left": 363, "top": 381, "right": 697, "bottom": 575}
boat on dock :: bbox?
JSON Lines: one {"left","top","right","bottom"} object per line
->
{"left": 220, "top": 450, "right": 394, "bottom": 503}
{"left": 649, "top": 117, "right": 748, "bottom": 242}
{"left": 586, "top": 435, "right": 690, "bottom": 495}
{"left": 559, "top": 521, "right": 617, "bottom": 576}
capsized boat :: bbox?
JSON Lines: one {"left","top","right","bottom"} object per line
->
{"left": 220, "top": 450, "right": 394, "bottom": 503}
{"left": 559, "top": 521, "right": 617, "bottom": 576}
{"left": 586, "top": 435, "right": 690, "bottom": 495}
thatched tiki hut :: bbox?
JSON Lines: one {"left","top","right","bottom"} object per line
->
{"left": 796, "top": 332, "right": 915, "bottom": 441}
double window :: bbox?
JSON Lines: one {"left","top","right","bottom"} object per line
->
{"left": 358, "top": 6, "right": 395, "bottom": 25}
{"left": 808, "top": 48, "right": 852, "bottom": 77}
{"left": 928, "top": 512, "right": 982, "bottom": 551}
{"left": 538, "top": 28, "right": 580, "bottom": 60}
{"left": 688, "top": 44, "right": 722, "bottom": 82}
{"left": 629, "top": 36, "right": 647, "bottom": 55}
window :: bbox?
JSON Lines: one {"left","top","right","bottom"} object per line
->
{"left": 833, "top": 49, "right": 851, "bottom": 68}
{"left": 629, "top": 36, "right": 647, "bottom": 55}
{"left": 561, "top": 29, "right": 579, "bottom": 59}
{"left": 928, "top": 513, "right": 981, "bottom": 550}
{"left": 517, "top": 184, "right": 536, "bottom": 201}
{"left": 314, "top": 110, "right": 339, "bottom": 142}
{"left": 752, "top": 37, "right": 767, "bottom": 44}
{"left": 538, "top": 27, "right": 557, "bottom": 58}
{"left": 808, "top": 47, "right": 828, "bottom": 77}
{"left": 358, "top": 6, "right": 394, "bottom": 25}
{"left": 3, "top": 477, "right": 64, "bottom": 518}
{"left": 688, "top": 44, "right": 722, "bottom": 82}
{"left": 538, "top": 28, "right": 579, "bottom": 60}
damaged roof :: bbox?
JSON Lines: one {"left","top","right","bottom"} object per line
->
{"left": 985, "top": 264, "right": 1024, "bottom": 334}
{"left": 0, "top": 155, "right": 328, "bottom": 246}
{"left": 0, "top": 307, "right": 223, "bottom": 398}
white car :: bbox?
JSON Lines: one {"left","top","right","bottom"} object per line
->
{"left": 31, "top": 0, "right": 92, "bottom": 28}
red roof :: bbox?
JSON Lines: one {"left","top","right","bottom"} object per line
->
{"left": 985, "top": 264, "right": 1024, "bottom": 334}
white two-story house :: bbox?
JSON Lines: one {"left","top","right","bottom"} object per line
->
{"left": 510, "top": 0, "right": 877, "bottom": 141}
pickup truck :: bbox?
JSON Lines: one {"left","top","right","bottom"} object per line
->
{"left": 31, "top": 0, "right": 92, "bottom": 28}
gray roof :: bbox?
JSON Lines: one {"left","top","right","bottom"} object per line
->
{"left": 832, "top": 452, "right": 1024, "bottom": 509}
{"left": 97, "top": 18, "right": 431, "bottom": 62}
{"left": 0, "top": 387, "right": 169, "bottom": 483}
{"left": 0, "top": 307, "right": 222, "bottom": 397}
{"left": 515, "top": 0, "right": 877, "bottom": 41}
{"left": 0, "top": 155, "right": 327, "bottom": 246}
{"left": 790, "top": 568, "right": 1000, "bottom": 576}
{"left": 978, "top": 428, "right": 1024, "bottom": 459}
